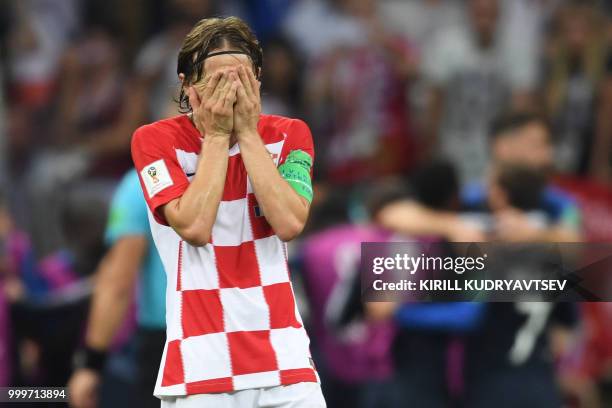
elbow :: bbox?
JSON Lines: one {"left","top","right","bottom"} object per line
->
{"left": 179, "top": 226, "right": 211, "bottom": 247}
{"left": 275, "top": 218, "right": 305, "bottom": 242}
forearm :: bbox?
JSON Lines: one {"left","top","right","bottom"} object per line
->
{"left": 85, "top": 238, "right": 145, "bottom": 350}
{"left": 165, "top": 136, "right": 229, "bottom": 245}
{"left": 537, "top": 226, "right": 582, "bottom": 243}
{"left": 239, "top": 132, "right": 308, "bottom": 241}
{"left": 378, "top": 200, "right": 454, "bottom": 237}
{"left": 86, "top": 276, "right": 133, "bottom": 351}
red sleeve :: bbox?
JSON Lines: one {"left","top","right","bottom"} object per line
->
{"left": 279, "top": 119, "right": 315, "bottom": 177}
{"left": 131, "top": 125, "right": 190, "bottom": 225}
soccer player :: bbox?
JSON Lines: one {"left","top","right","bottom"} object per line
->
{"left": 130, "top": 17, "right": 325, "bottom": 408}
{"left": 68, "top": 169, "right": 166, "bottom": 408}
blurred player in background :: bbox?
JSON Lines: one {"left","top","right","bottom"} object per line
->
{"left": 462, "top": 111, "right": 581, "bottom": 242}
{"left": 68, "top": 169, "right": 166, "bottom": 408}
{"left": 379, "top": 112, "right": 582, "bottom": 243}
{"left": 372, "top": 139, "right": 581, "bottom": 407}
{"left": 131, "top": 17, "right": 324, "bottom": 407}
{"left": 460, "top": 163, "right": 579, "bottom": 408}
{"left": 365, "top": 163, "right": 485, "bottom": 408}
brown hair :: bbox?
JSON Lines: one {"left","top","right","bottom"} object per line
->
{"left": 176, "top": 16, "right": 263, "bottom": 113}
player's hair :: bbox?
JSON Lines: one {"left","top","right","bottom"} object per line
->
{"left": 489, "top": 111, "right": 551, "bottom": 142}
{"left": 495, "top": 164, "right": 546, "bottom": 211}
{"left": 365, "top": 178, "right": 411, "bottom": 220}
{"left": 176, "top": 16, "right": 263, "bottom": 113}
{"left": 412, "top": 158, "right": 459, "bottom": 211}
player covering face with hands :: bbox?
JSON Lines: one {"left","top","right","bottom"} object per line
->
{"left": 129, "top": 16, "right": 324, "bottom": 408}
{"left": 186, "top": 62, "right": 259, "bottom": 140}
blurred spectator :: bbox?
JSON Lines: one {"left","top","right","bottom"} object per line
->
{"left": 228, "top": 0, "right": 294, "bottom": 43}
{"left": 17, "top": 0, "right": 217, "bottom": 257}
{"left": 303, "top": 0, "right": 419, "bottom": 184}
{"left": 52, "top": 25, "right": 131, "bottom": 177}
{"left": 544, "top": 1, "right": 608, "bottom": 176}
{"left": 423, "top": 0, "right": 538, "bottom": 183}
{"left": 381, "top": 0, "right": 464, "bottom": 54}
{"left": 21, "top": 23, "right": 128, "bottom": 257}
{"left": 261, "top": 36, "right": 304, "bottom": 117}
{"left": 283, "top": 0, "right": 365, "bottom": 59}
{"left": 6, "top": 0, "right": 79, "bottom": 110}
{"left": 133, "top": 0, "right": 218, "bottom": 123}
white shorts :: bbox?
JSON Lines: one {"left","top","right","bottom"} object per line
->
{"left": 159, "top": 382, "right": 326, "bottom": 408}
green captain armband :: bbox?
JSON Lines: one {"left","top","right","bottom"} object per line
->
{"left": 279, "top": 150, "right": 313, "bottom": 203}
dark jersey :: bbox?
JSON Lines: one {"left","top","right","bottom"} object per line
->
{"left": 466, "top": 302, "right": 577, "bottom": 373}
{"left": 463, "top": 302, "right": 577, "bottom": 408}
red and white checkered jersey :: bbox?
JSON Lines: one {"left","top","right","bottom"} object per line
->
{"left": 131, "top": 114, "right": 318, "bottom": 397}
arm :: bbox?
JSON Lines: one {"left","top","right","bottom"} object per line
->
{"left": 532, "top": 226, "right": 581, "bottom": 243}
{"left": 162, "top": 135, "right": 229, "bottom": 246}
{"left": 161, "top": 70, "right": 240, "bottom": 246}
{"left": 377, "top": 200, "right": 486, "bottom": 242}
{"left": 495, "top": 208, "right": 582, "bottom": 243}
{"left": 68, "top": 236, "right": 146, "bottom": 408}
{"left": 238, "top": 135, "right": 310, "bottom": 241}
{"left": 234, "top": 65, "right": 310, "bottom": 241}
{"left": 85, "top": 236, "right": 147, "bottom": 350}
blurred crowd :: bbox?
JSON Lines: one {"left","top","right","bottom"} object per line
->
{"left": 1, "top": 0, "right": 612, "bottom": 407}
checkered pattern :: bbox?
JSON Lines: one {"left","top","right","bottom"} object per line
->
{"left": 131, "top": 115, "right": 317, "bottom": 397}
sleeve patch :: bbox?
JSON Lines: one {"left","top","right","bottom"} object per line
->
{"left": 141, "top": 159, "right": 174, "bottom": 198}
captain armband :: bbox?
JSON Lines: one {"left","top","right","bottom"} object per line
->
{"left": 278, "top": 150, "right": 313, "bottom": 203}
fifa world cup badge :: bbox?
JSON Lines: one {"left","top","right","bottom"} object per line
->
{"left": 148, "top": 167, "right": 159, "bottom": 184}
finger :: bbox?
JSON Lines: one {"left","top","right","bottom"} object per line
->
{"left": 215, "top": 72, "right": 236, "bottom": 103}
{"left": 214, "top": 74, "right": 237, "bottom": 112}
{"left": 237, "top": 65, "right": 255, "bottom": 100}
{"left": 213, "top": 70, "right": 234, "bottom": 97}
{"left": 209, "top": 72, "right": 229, "bottom": 104}
{"left": 246, "top": 67, "right": 261, "bottom": 99}
{"left": 200, "top": 70, "right": 223, "bottom": 100}
{"left": 223, "top": 81, "right": 240, "bottom": 109}
{"left": 188, "top": 87, "right": 201, "bottom": 111}
{"left": 236, "top": 81, "right": 249, "bottom": 105}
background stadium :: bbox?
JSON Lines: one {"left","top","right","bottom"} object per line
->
{"left": 1, "top": 0, "right": 612, "bottom": 407}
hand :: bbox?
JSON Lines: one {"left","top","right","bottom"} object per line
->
{"left": 68, "top": 368, "right": 100, "bottom": 408}
{"left": 190, "top": 69, "right": 240, "bottom": 138}
{"left": 234, "top": 65, "right": 261, "bottom": 138}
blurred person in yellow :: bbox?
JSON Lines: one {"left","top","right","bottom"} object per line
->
{"left": 68, "top": 169, "right": 167, "bottom": 408}
{"left": 130, "top": 16, "right": 324, "bottom": 408}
